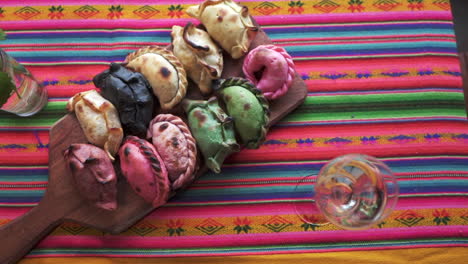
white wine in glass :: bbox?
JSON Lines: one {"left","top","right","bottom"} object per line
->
{"left": 295, "top": 154, "right": 399, "bottom": 230}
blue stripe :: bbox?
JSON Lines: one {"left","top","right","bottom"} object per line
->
{"left": 218, "top": 158, "right": 468, "bottom": 176}
{"left": 0, "top": 196, "right": 42, "bottom": 203}
{"left": 171, "top": 180, "right": 467, "bottom": 203}
{"left": 28, "top": 238, "right": 468, "bottom": 256}
{"left": 307, "top": 88, "right": 465, "bottom": 95}
{"left": 277, "top": 118, "right": 468, "bottom": 126}
{"left": 288, "top": 47, "right": 457, "bottom": 57}
{"left": 0, "top": 168, "right": 48, "bottom": 177}
{"left": 10, "top": 47, "right": 457, "bottom": 62}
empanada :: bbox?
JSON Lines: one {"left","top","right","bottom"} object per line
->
{"left": 243, "top": 45, "right": 295, "bottom": 100}
{"left": 183, "top": 97, "right": 239, "bottom": 173}
{"left": 216, "top": 78, "right": 269, "bottom": 149}
{"left": 67, "top": 90, "right": 123, "bottom": 159}
{"left": 64, "top": 143, "right": 117, "bottom": 211}
{"left": 125, "top": 46, "right": 187, "bottom": 110}
{"left": 93, "top": 63, "right": 154, "bottom": 138}
{"left": 147, "top": 114, "right": 197, "bottom": 190}
{"left": 119, "top": 136, "right": 170, "bottom": 207}
{"left": 187, "top": 0, "right": 258, "bottom": 59}
{"left": 171, "top": 22, "right": 223, "bottom": 94}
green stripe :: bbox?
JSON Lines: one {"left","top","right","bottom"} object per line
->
{"left": 8, "top": 41, "right": 456, "bottom": 59}
{"left": 179, "top": 179, "right": 467, "bottom": 196}
{"left": 0, "top": 190, "right": 44, "bottom": 197}
{"left": 285, "top": 92, "right": 466, "bottom": 121}
{"left": 285, "top": 40, "right": 456, "bottom": 52}
{"left": 0, "top": 175, "right": 47, "bottom": 182}
{"left": 0, "top": 101, "right": 66, "bottom": 127}
{"left": 201, "top": 163, "right": 468, "bottom": 181}
{"left": 28, "top": 238, "right": 468, "bottom": 256}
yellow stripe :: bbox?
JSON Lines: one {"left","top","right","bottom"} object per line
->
{"left": 14, "top": 207, "right": 462, "bottom": 237}
{"left": 17, "top": 247, "right": 468, "bottom": 264}
{"left": 0, "top": 1, "right": 452, "bottom": 22}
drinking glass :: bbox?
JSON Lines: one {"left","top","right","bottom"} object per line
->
{"left": 0, "top": 49, "right": 48, "bottom": 117}
{"left": 294, "top": 154, "right": 399, "bottom": 230}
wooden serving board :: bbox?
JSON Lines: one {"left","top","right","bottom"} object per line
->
{"left": 0, "top": 24, "right": 308, "bottom": 264}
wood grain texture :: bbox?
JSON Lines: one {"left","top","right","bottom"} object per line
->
{"left": 0, "top": 23, "right": 308, "bottom": 264}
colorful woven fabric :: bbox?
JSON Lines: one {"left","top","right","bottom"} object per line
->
{"left": 0, "top": 0, "right": 467, "bottom": 263}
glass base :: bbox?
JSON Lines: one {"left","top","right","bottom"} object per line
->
{"left": 293, "top": 175, "right": 330, "bottom": 227}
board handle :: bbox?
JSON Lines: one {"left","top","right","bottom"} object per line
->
{"left": 0, "top": 195, "right": 67, "bottom": 264}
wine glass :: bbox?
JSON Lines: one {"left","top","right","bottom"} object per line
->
{"left": 294, "top": 154, "right": 399, "bottom": 230}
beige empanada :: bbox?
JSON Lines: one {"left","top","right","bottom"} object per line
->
{"left": 171, "top": 22, "right": 223, "bottom": 94}
{"left": 125, "top": 46, "right": 188, "bottom": 110}
{"left": 66, "top": 90, "right": 123, "bottom": 160}
{"left": 187, "top": 0, "right": 258, "bottom": 59}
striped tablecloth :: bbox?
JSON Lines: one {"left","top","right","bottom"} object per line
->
{"left": 1, "top": 0, "right": 467, "bottom": 263}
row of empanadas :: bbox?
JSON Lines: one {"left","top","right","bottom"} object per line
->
{"left": 182, "top": 77, "right": 270, "bottom": 173}
{"left": 66, "top": 103, "right": 199, "bottom": 209}
{"left": 64, "top": 0, "right": 269, "bottom": 209}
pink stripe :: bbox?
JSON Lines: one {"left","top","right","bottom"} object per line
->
{"left": 257, "top": 11, "right": 453, "bottom": 25}
{"left": 0, "top": 126, "right": 50, "bottom": 130}
{"left": 273, "top": 21, "right": 454, "bottom": 28}
{"left": 281, "top": 117, "right": 468, "bottom": 125}
{"left": 1, "top": 43, "right": 165, "bottom": 50}
{"left": 281, "top": 38, "right": 456, "bottom": 46}
{"left": 304, "top": 77, "right": 462, "bottom": 92}
{"left": 7, "top": 46, "right": 150, "bottom": 52}
{"left": 36, "top": 225, "right": 467, "bottom": 249}
{"left": 0, "top": 19, "right": 196, "bottom": 31}
{"left": 274, "top": 34, "right": 455, "bottom": 43}
{"left": 297, "top": 52, "right": 457, "bottom": 60}
{"left": 150, "top": 196, "right": 467, "bottom": 218}
{"left": 223, "top": 156, "right": 468, "bottom": 167}
{"left": 398, "top": 171, "right": 468, "bottom": 177}
{"left": 311, "top": 89, "right": 464, "bottom": 96}
{"left": 297, "top": 58, "right": 461, "bottom": 73}
{"left": 1, "top": 11, "right": 453, "bottom": 31}
{"left": 0, "top": 181, "right": 47, "bottom": 185}
{"left": 194, "top": 175, "right": 465, "bottom": 187}
{"left": 195, "top": 176, "right": 311, "bottom": 185}
{"left": 0, "top": 187, "right": 45, "bottom": 191}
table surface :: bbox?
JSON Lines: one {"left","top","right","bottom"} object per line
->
{"left": 0, "top": 1, "right": 467, "bottom": 263}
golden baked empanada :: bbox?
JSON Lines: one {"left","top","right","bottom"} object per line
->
{"left": 125, "top": 46, "right": 187, "bottom": 110}
{"left": 171, "top": 22, "right": 223, "bottom": 94}
{"left": 66, "top": 90, "right": 123, "bottom": 159}
{"left": 187, "top": 0, "right": 258, "bottom": 59}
